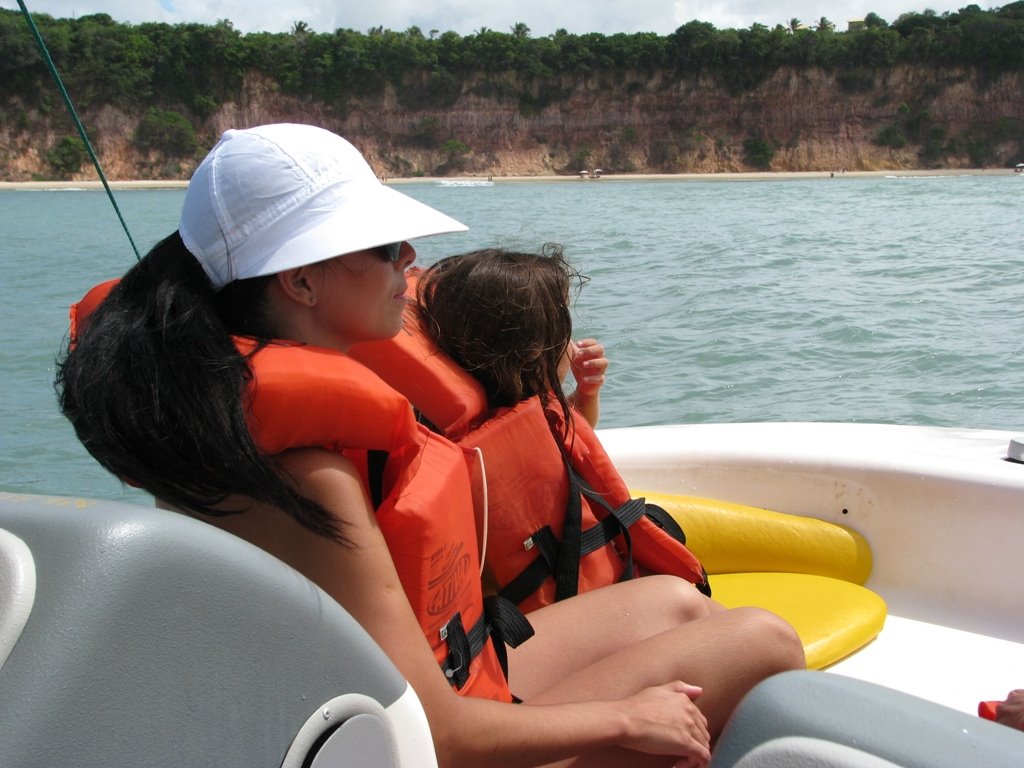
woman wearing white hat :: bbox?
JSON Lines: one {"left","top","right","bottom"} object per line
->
{"left": 58, "top": 124, "right": 803, "bottom": 768}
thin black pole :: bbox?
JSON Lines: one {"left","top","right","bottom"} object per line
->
{"left": 16, "top": 0, "right": 142, "bottom": 260}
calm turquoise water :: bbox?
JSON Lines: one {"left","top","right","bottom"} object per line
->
{"left": 3, "top": 174, "right": 1023, "bottom": 502}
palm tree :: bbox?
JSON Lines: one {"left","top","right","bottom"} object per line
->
{"left": 510, "top": 22, "right": 531, "bottom": 38}
{"left": 816, "top": 16, "right": 836, "bottom": 31}
{"left": 787, "top": 18, "right": 802, "bottom": 33}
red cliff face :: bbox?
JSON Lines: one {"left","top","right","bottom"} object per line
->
{"left": 3, "top": 65, "right": 1021, "bottom": 181}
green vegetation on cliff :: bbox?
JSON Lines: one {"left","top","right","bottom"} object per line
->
{"left": 5, "top": 5, "right": 1024, "bottom": 110}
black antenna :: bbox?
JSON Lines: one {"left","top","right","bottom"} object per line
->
{"left": 16, "top": 0, "right": 142, "bottom": 260}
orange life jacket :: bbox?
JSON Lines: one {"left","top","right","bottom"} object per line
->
{"left": 239, "top": 339, "right": 523, "bottom": 700}
{"left": 460, "top": 398, "right": 708, "bottom": 611}
{"left": 350, "top": 270, "right": 710, "bottom": 614}
{"left": 70, "top": 280, "right": 524, "bottom": 702}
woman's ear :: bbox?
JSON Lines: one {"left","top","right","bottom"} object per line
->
{"left": 274, "top": 266, "right": 318, "bottom": 306}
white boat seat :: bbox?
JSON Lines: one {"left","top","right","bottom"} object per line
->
{"left": 0, "top": 492, "right": 436, "bottom": 768}
{"left": 709, "top": 670, "right": 1024, "bottom": 767}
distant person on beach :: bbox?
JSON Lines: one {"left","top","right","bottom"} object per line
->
{"left": 57, "top": 124, "right": 804, "bottom": 768}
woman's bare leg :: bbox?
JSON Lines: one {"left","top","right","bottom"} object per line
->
{"left": 509, "top": 576, "right": 806, "bottom": 735}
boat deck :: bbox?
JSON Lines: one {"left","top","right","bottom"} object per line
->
{"left": 829, "top": 611, "right": 1024, "bottom": 714}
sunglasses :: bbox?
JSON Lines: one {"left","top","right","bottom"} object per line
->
{"left": 379, "top": 242, "right": 404, "bottom": 262}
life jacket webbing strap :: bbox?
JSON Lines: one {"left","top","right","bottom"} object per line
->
{"left": 441, "top": 598, "right": 534, "bottom": 689}
{"left": 367, "top": 449, "right": 387, "bottom": 510}
{"left": 580, "top": 496, "right": 645, "bottom": 552}
{"left": 642, "top": 502, "right": 688, "bottom": 543}
{"left": 578, "top": 482, "right": 644, "bottom": 582}
{"left": 497, "top": 465, "right": 644, "bottom": 605}
{"left": 483, "top": 594, "right": 535, "bottom": 681}
{"left": 441, "top": 612, "right": 473, "bottom": 689}
{"left": 553, "top": 456, "right": 583, "bottom": 602}
{"left": 499, "top": 532, "right": 559, "bottom": 605}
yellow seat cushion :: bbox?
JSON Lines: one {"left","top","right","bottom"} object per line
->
{"left": 709, "top": 572, "right": 887, "bottom": 669}
{"left": 633, "top": 491, "right": 885, "bottom": 667}
{"left": 637, "top": 492, "right": 873, "bottom": 584}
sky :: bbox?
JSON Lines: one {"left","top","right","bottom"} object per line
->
{"left": 4, "top": 0, "right": 976, "bottom": 36}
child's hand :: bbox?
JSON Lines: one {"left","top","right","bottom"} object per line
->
{"left": 568, "top": 339, "right": 607, "bottom": 427}
{"left": 570, "top": 338, "right": 608, "bottom": 399}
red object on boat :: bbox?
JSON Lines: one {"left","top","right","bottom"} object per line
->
{"left": 978, "top": 700, "right": 1000, "bottom": 720}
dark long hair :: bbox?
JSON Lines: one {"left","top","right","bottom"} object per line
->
{"left": 417, "top": 246, "right": 586, "bottom": 433}
{"left": 55, "top": 231, "right": 344, "bottom": 542}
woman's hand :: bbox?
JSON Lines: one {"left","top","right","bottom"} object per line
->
{"left": 619, "top": 682, "right": 711, "bottom": 767}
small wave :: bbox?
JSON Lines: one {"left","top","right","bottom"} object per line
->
{"left": 435, "top": 180, "right": 494, "bottom": 187}
{"left": 883, "top": 174, "right": 968, "bottom": 180}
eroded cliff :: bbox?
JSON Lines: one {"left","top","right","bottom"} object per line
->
{"left": 2, "top": 64, "right": 1021, "bottom": 181}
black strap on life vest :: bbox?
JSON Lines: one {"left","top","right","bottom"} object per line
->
{"left": 367, "top": 449, "right": 388, "bottom": 509}
{"left": 440, "top": 596, "right": 534, "bottom": 689}
{"left": 497, "top": 450, "right": 712, "bottom": 606}
{"left": 498, "top": 459, "right": 645, "bottom": 605}
{"left": 368, "top": 449, "right": 535, "bottom": 688}
{"left": 553, "top": 456, "right": 584, "bottom": 601}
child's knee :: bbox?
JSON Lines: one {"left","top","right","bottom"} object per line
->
{"left": 641, "top": 574, "right": 714, "bottom": 623}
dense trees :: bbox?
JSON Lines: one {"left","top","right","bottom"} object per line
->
{"left": 4, "top": 5, "right": 1024, "bottom": 116}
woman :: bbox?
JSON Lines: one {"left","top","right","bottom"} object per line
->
{"left": 58, "top": 124, "right": 803, "bottom": 768}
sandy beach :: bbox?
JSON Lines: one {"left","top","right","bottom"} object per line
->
{"left": 0, "top": 168, "right": 1017, "bottom": 191}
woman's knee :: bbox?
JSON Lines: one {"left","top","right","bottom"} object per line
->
{"left": 731, "top": 606, "right": 806, "bottom": 671}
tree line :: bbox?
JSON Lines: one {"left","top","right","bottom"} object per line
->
{"left": 3, "top": 3, "right": 1024, "bottom": 119}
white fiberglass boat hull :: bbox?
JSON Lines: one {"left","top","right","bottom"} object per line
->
{"left": 599, "top": 422, "right": 1024, "bottom": 714}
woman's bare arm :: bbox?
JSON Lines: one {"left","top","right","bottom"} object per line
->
{"left": 215, "top": 448, "right": 709, "bottom": 768}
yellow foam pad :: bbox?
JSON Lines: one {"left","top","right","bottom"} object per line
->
{"left": 636, "top": 491, "right": 873, "bottom": 585}
{"left": 709, "top": 572, "right": 887, "bottom": 669}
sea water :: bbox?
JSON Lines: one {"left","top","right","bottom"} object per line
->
{"left": 2, "top": 173, "right": 1023, "bottom": 503}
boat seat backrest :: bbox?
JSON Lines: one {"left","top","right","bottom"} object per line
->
{"left": 0, "top": 492, "right": 435, "bottom": 768}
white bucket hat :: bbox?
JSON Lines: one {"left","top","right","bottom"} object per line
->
{"left": 179, "top": 123, "right": 467, "bottom": 289}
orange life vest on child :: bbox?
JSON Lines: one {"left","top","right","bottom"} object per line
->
{"left": 70, "top": 280, "right": 525, "bottom": 702}
{"left": 460, "top": 398, "right": 708, "bottom": 611}
{"left": 350, "top": 270, "right": 710, "bottom": 614}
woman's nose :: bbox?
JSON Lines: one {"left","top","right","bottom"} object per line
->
{"left": 397, "top": 241, "right": 416, "bottom": 269}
